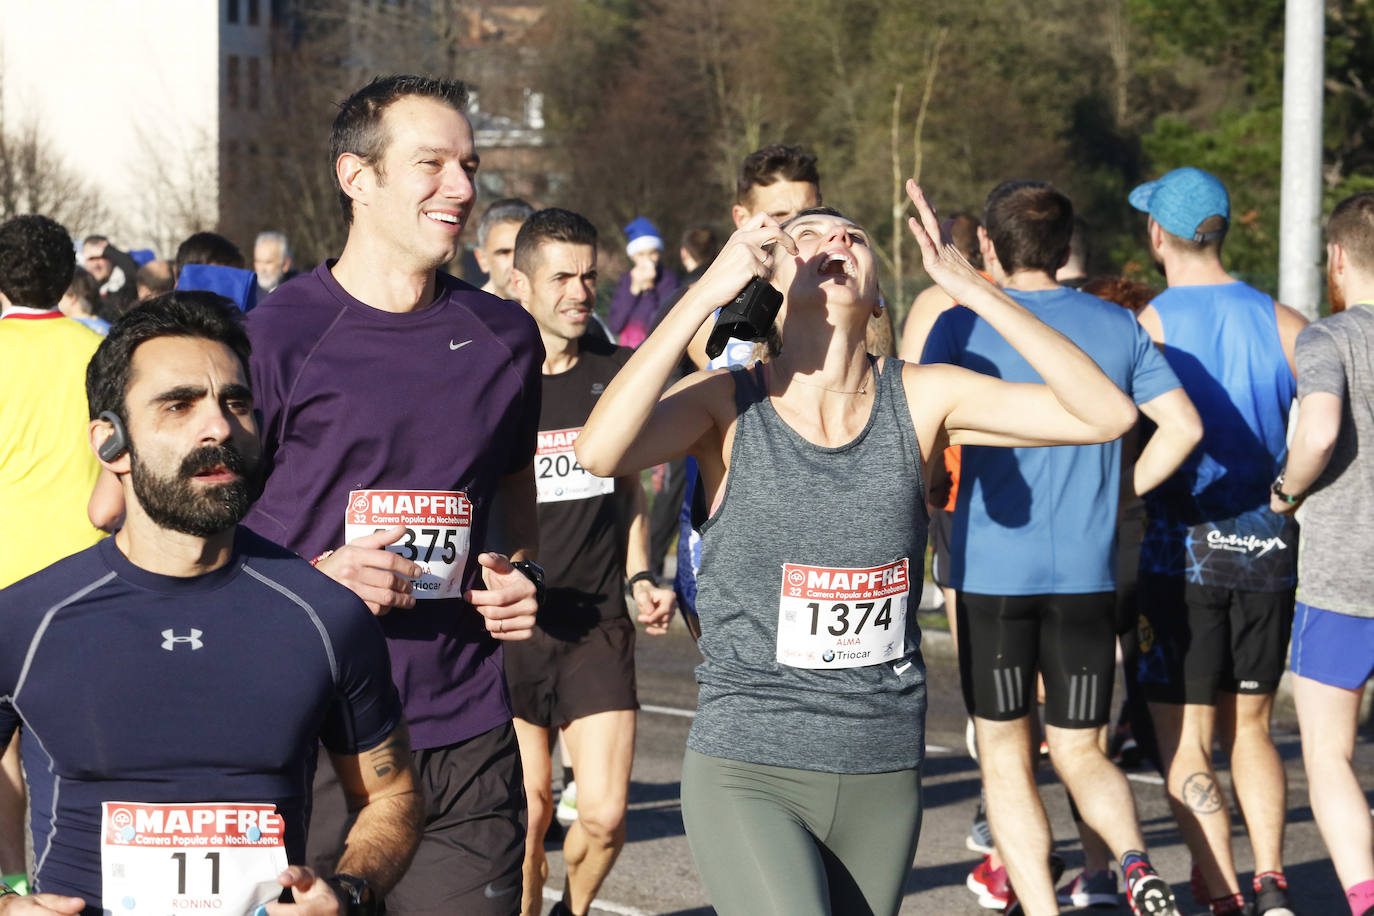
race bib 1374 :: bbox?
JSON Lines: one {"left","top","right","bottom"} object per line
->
{"left": 776, "top": 558, "right": 909, "bottom": 669}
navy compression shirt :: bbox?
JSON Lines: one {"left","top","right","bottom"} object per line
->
{"left": 0, "top": 528, "right": 402, "bottom": 908}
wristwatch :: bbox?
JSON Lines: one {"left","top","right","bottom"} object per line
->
{"left": 626, "top": 570, "right": 658, "bottom": 598}
{"left": 1271, "top": 472, "right": 1305, "bottom": 505}
{"left": 325, "top": 874, "right": 377, "bottom": 916}
{"left": 511, "top": 559, "right": 546, "bottom": 606}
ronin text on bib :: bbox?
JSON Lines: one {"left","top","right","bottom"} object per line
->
{"left": 777, "top": 558, "right": 909, "bottom": 669}
{"left": 345, "top": 490, "right": 471, "bottom": 600}
{"left": 535, "top": 428, "right": 614, "bottom": 504}
{"left": 101, "top": 801, "right": 287, "bottom": 915}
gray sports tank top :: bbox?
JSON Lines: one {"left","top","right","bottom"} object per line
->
{"left": 687, "top": 357, "right": 929, "bottom": 773}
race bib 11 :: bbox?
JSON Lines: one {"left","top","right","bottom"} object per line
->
{"left": 101, "top": 802, "right": 288, "bottom": 915}
{"left": 345, "top": 490, "right": 472, "bottom": 600}
{"left": 535, "top": 428, "right": 614, "bottom": 504}
{"left": 776, "top": 558, "right": 909, "bottom": 669}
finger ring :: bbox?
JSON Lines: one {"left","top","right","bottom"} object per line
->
{"left": 496, "top": 618, "right": 503, "bottom": 633}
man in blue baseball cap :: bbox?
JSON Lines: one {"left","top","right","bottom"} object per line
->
{"left": 1128, "top": 166, "right": 1307, "bottom": 916}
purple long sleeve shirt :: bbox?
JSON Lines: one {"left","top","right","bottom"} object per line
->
{"left": 245, "top": 262, "right": 544, "bottom": 749}
{"left": 607, "top": 265, "right": 679, "bottom": 348}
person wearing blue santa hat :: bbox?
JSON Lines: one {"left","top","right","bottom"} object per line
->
{"left": 607, "top": 216, "right": 679, "bottom": 348}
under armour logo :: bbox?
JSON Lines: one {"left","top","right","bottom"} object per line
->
{"left": 161, "top": 629, "right": 204, "bottom": 651}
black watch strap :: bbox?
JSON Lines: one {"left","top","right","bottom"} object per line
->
{"left": 511, "top": 559, "right": 546, "bottom": 606}
{"left": 626, "top": 571, "right": 658, "bottom": 593}
{"left": 1271, "top": 472, "right": 1304, "bottom": 505}
{"left": 326, "top": 873, "right": 376, "bottom": 916}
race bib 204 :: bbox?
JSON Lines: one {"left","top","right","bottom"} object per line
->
{"left": 535, "top": 428, "right": 614, "bottom": 504}
{"left": 776, "top": 559, "right": 909, "bottom": 669}
{"left": 345, "top": 490, "right": 472, "bottom": 600}
{"left": 101, "top": 802, "right": 288, "bottom": 915}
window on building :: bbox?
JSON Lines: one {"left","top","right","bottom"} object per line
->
{"left": 248, "top": 0, "right": 259, "bottom": 26}
{"left": 227, "top": 55, "right": 240, "bottom": 109}
{"left": 225, "top": 141, "right": 240, "bottom": 189}
{"left": 247, "top": 57, "right": 260, "bottom": 111}
{"left": 227, "top": 0, "right": 239, "bottom": 23}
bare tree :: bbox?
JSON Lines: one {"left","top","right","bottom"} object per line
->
{"left": 0, "top": 88, "right": 116, "bottom": 235}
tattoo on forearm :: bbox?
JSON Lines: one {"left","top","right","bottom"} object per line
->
{"left": 366, "top": 736, "right": 409, "bottom": 779}
{"left": 1181, "top": 772, "right": 1224, "bottom": 814}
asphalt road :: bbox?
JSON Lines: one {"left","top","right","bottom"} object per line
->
{"left": 532, "top": 594, "right": 1368, "bottom": 916}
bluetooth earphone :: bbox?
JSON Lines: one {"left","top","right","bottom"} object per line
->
{"left": 97, "top": 411, "right": 129, "bottom": 462}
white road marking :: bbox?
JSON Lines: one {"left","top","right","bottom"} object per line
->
{"left": 926, "top": 744, "right": 953, "bottom": 753}
{"left": 1127, "top": 772, "right": 1165, "bottom": 785}
{"left": 543, "top": 888, "right": 649, "bottom": 916}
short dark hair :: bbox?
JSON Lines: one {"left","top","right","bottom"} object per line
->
{"left": 87, "top": 291, "right": 252, "bottom": 422}
{"left": 982, "top": 180, "right": 1074, "bottom": 275}
{"left": 65, "top": 266, "right": 101, "bottom": 317}
{"left": 174, "top": 232, "right": 246, "bottom": 278}
{"left": 331, "top": 75, "right": 470, "bottom": 225}
{"left": 1328, "top": 191, "right": 1374, "bottom": 274}
{"left": 0, "top": 215, "right": 76, "bottom": 310}
{"left": 679, "top": 224, "right": 721, "bottom": 267}
{"left": 737, "top": 144, "right": 821, "bottom": 205}
{"left": 81, "top": 234, "right": 109, "bottom": 251}
{"left": 477, "top": 198, "right": 535, "bottom": 248}
{"left": 513, "top": 208, "right": 598, "bottom": 275}
{"left": 943, "top": 213, "right": 983, "bottom": 269}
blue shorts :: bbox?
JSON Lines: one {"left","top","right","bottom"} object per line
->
{"left": 1290, "top": 601, "right": 1374, "bottom": 690}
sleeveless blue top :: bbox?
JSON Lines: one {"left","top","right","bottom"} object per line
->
{"left": 1140, "top": 281, "right": 1298, "bottom": 590}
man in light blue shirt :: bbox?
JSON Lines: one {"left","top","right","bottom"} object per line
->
{"left": 924, "top": 180, "right": 1201, "bottom": 915}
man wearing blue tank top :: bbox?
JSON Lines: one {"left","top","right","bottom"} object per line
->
{"left": 1130, "top": 167, "right": 1307, "bottom": 916}
{"left": 0, "top": 293, "right": 420, "bottom": 916}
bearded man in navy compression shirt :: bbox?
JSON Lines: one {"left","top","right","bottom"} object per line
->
{"left": 0, "top": 292, "right": 420, "bottom": 916}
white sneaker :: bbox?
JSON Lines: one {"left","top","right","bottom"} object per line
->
{"left": 555, "top": 780, "right": 578, "bottom": 825}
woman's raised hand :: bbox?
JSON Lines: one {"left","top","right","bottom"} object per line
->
{"left": 905, "top": 180, "right": 996, "bottom": 310}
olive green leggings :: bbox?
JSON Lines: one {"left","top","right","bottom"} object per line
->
{"left": 681, "top": 749, "right": 923, "bottom": 916}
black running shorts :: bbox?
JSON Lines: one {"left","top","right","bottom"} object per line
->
{"left": 1136, "top": 574, "right": 1295, "bottom": 704}
{"left": 957, "top": 591, "right": 1117, "bottom": 728}
{"left": 307, "top": 722, "right": 526, "bottom": 916}
{"left": 504, "top": 615, "right": 639, "bottom": 729}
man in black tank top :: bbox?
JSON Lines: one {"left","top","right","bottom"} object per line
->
{"left": 501, "top": 209, "right": 675, "bottom": 916}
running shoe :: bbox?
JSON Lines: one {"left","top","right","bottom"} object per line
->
{"left": 1056, "top": 869, "right": 1119, "bottom": 908}
{"left": 1123, "top": 861, "right": 1181, "bottom": 916}
{"left": 967, "top": 854, "right": 1011, "bottom": 910}
{"left": 1001, "top": 853, "right": 1066, "bottom": 915}
{"left": 1252, "top": 873, "right": 1296, "bottom": 916}
{"left": 555, "top": 779, "right": 578, "bottom": 825}
{"left": 967, "top": 798, "right": 994, "bottom": 854}
{"left": 1110, "top": 722, "right": 1142, "bottom": 769}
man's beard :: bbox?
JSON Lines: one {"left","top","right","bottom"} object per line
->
{"left": 130, "top": 443, "right": 257, "bottom": 537}
{"left": 1328, "top": 268, "right": 1347, "bottom": 313}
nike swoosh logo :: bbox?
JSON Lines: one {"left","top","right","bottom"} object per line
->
{"left": 893, "top": 661, "right": 912, "bottom": 675}
{"left": 483, "top": 877, "right": 521, "bottom": 899}
{"left": 450, "top": 339, "right": 472, "bottom": 350}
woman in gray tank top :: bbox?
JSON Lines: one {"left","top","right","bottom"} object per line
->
{"left": 576, "top": 183, "right": 1138, "bottom": 916}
